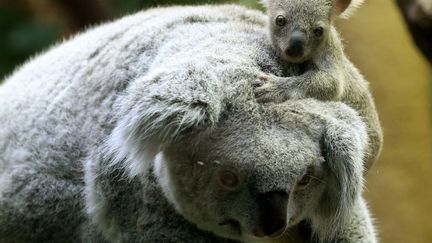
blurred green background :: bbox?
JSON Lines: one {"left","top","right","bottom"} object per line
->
{"left": 0, "top": 0, "right": 261, "bottom": 79}
{"left": 1, "top": 1, "right": 431, "bottom": 243}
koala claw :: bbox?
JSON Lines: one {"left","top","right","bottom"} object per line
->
{"left": 257, "top": 74, "right": 269, "bottom": 81}
{"left": 254, "top": 75, "right": 302, "bottom": 103}
{"left": 251, "top": 73, "right": 268, "bottom": 87}
{"left": 254, "top": 82, "right": 281, "bottom": 103}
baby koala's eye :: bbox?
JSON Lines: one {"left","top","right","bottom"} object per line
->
{"left": 296, "top": 167, "right": 314, "bottom": 189}
{"left": 313, "top": 27, "right": 324, "bottom": 37}
{"left": 275, "top": 15, "right": 287, "bottom": 26}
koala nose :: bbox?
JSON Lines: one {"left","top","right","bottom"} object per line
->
{"left": 285, "top": 32, "right": 305, "bottom": 58}
{"left": 253, "top": 191, "right": 288, "bottom": 238}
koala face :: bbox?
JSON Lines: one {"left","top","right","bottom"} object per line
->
{"left": 265, "top": 0, "right": 333, "bottom": 63}
{"left": 153, "top": 101, "right": 365, "bottom": 241}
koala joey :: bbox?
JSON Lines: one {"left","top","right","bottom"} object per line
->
{"left": 256, "top": 0, "right": 383, "bottom": 171}
{"left": 0, "top": 4, "right": 376, "bottom": 243}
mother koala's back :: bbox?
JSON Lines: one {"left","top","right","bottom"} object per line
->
{"left": 0, "top": 5, "right": 269, "bottom": 242}
{"left": 0, "top": 5, "right": 267, "bottom": 170}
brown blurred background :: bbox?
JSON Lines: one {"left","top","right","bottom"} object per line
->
{"left": 337, "top": 1, "right": 432, "bottom": 243}
{"left": 0, "top": 0, "right": 431, "bottom": 242}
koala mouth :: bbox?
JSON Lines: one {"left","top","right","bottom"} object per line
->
{"left": 218, "top": 218, "right": 242, "bottom": 236}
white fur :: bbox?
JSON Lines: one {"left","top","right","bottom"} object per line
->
{"left": 339, "top": 0, "right": 365, "bottom": 19}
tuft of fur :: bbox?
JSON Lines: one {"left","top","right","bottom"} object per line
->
{"left": 339, "top": 0, "right": 365, "bottom": 19}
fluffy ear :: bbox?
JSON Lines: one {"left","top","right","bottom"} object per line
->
{"left": 105, "top": 71, "right": 222, "bottom": 178}
{"left": 333, "top": 0, "right": 365, "bottom": 19}
{"left": 311, "top": 115, "right": 368, "bottom": 241}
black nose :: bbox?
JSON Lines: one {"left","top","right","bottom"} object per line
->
{"left": 285, "top": 33, "right": 305, "bottom": 58}
{"left": 253, "top": 191, "right": 288, "bottom": 237}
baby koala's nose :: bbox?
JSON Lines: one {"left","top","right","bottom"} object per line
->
{"left": 285, "top": 32, "right": 305, "bottom": 58}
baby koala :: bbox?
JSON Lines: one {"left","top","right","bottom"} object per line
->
{"left": 255, "top": 0, "right": 383, "bottom": 170}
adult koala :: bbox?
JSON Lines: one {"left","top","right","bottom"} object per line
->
{"left": 0, "top": 4, "right": 377, "bottom": 243}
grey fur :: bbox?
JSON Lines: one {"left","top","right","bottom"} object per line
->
{"left": 0, "top": 5, "right": 375, "bottom": 243}
{"left": 258, "top": 0, "right": 383, "bottom": 171}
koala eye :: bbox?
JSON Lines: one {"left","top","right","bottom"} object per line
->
{"left": 275, "top": 15, "right": 287, "bottom": 26}
{"left": 313, "top": 27, "right": 324, "bottom": 37}
{"left": 218, "top": 170, "right": 240, "bottom": 190}
{"left": 296, "top": 167, "right": 314, "bottom": 189}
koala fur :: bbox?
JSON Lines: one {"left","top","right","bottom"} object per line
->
{"left": 0, "top": 4, "right": 376, "bottom": 243}
{"left": 257, "top": 0, "right": 383, "bottom": 171}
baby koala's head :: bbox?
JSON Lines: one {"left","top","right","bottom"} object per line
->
{"left": 261, "top": 0, "right": 363, "bottom": 63}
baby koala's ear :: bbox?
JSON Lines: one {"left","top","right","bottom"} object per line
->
{"left": 333, "top": 0, "right": 365, "bottom": 19}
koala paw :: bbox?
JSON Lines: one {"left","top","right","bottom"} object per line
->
{"left": 253, "top": 74, "right": 303, "bottom": 103}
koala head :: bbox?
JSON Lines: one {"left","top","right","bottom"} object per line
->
{"left": 152, "top": 99, "right": 367, "bottom": 242}
{"left": 260, "top": 0, "right": 363, "bottom": 63}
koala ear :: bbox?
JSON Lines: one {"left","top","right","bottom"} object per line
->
{"left": 311, "top": 116, "right": 367, "bottom": 241}
{"left": 333, "top": 0, "right": 364, "bottom": 19}
{"left": 105, "top": 74, "right": 221, "bottom": 178}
